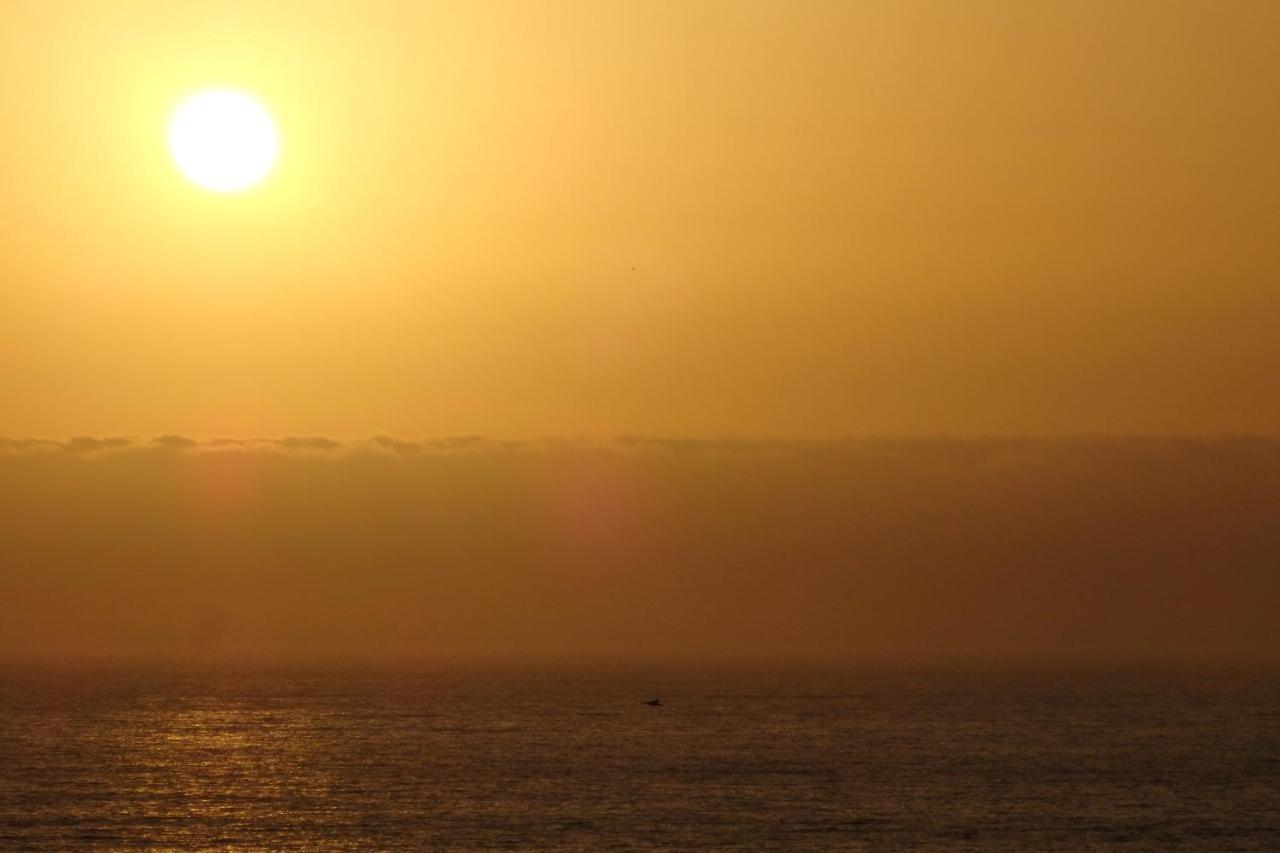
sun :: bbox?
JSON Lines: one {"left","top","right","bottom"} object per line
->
{"left": 168, "top": 89, "right": 279, "bottom": 193}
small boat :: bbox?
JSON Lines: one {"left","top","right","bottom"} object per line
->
{"left": 644, "top": 698, "right": 662, "bottom": 706}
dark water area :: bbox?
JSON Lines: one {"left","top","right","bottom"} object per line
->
{"left": 0, "top": 663, "right": 1277, "bottom": 850}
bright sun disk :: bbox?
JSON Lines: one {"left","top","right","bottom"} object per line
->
{"left": 168, "top": 89, "right": 279, "bottom": 192}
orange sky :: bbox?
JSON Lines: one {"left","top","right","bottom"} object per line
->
{"left": 3, "top": 3, "right": 1280, "bottom": 664}
{"left": 3, "top": 0, "right": 1278, "bottom": 439}
{"left": 3, "top": 437, "right": 1278, "bottom": 662}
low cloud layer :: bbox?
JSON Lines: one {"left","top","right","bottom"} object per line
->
{"left": 0, "top": 434, "right": 526, "bottom": 457}
{"left": 1, "top": 436, "right": 1277, "bottom": 662}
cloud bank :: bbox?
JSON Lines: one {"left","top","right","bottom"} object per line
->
{"left": 1, "top": 436, "right": 1277, "bottom": 662}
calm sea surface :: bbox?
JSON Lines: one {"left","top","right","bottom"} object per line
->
{"left": 0, "top": 664, "right": 1276, "bottom": 850}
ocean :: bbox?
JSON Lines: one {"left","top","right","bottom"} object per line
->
{"left": 0, "top": 663, "right": 1276, "bottom": 850}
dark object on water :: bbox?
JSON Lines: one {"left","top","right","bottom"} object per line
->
{"left": 644, "top": 698, "right": 662, "bottom": 706}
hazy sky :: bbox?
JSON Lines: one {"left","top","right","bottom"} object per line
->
{"left": 3, "top": 437, "right": 1277, "bottom": 661}
{"left": 3, "top": 0, "right": 1278, "bottom": 438}
{"left": 3, "top": 3, "right": 1278, "bottom": 664}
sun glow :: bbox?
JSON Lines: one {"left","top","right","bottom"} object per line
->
{"left": 168, "top": 90, "right": 279, "bottom": 193}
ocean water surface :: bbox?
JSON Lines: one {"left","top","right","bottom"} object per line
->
{"left": 0, "top": 663, "right": 1276, "bottom": 850}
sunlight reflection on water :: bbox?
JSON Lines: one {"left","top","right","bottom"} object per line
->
{"left": 1, "top": 664, "right": 1277, "bottom": 849}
